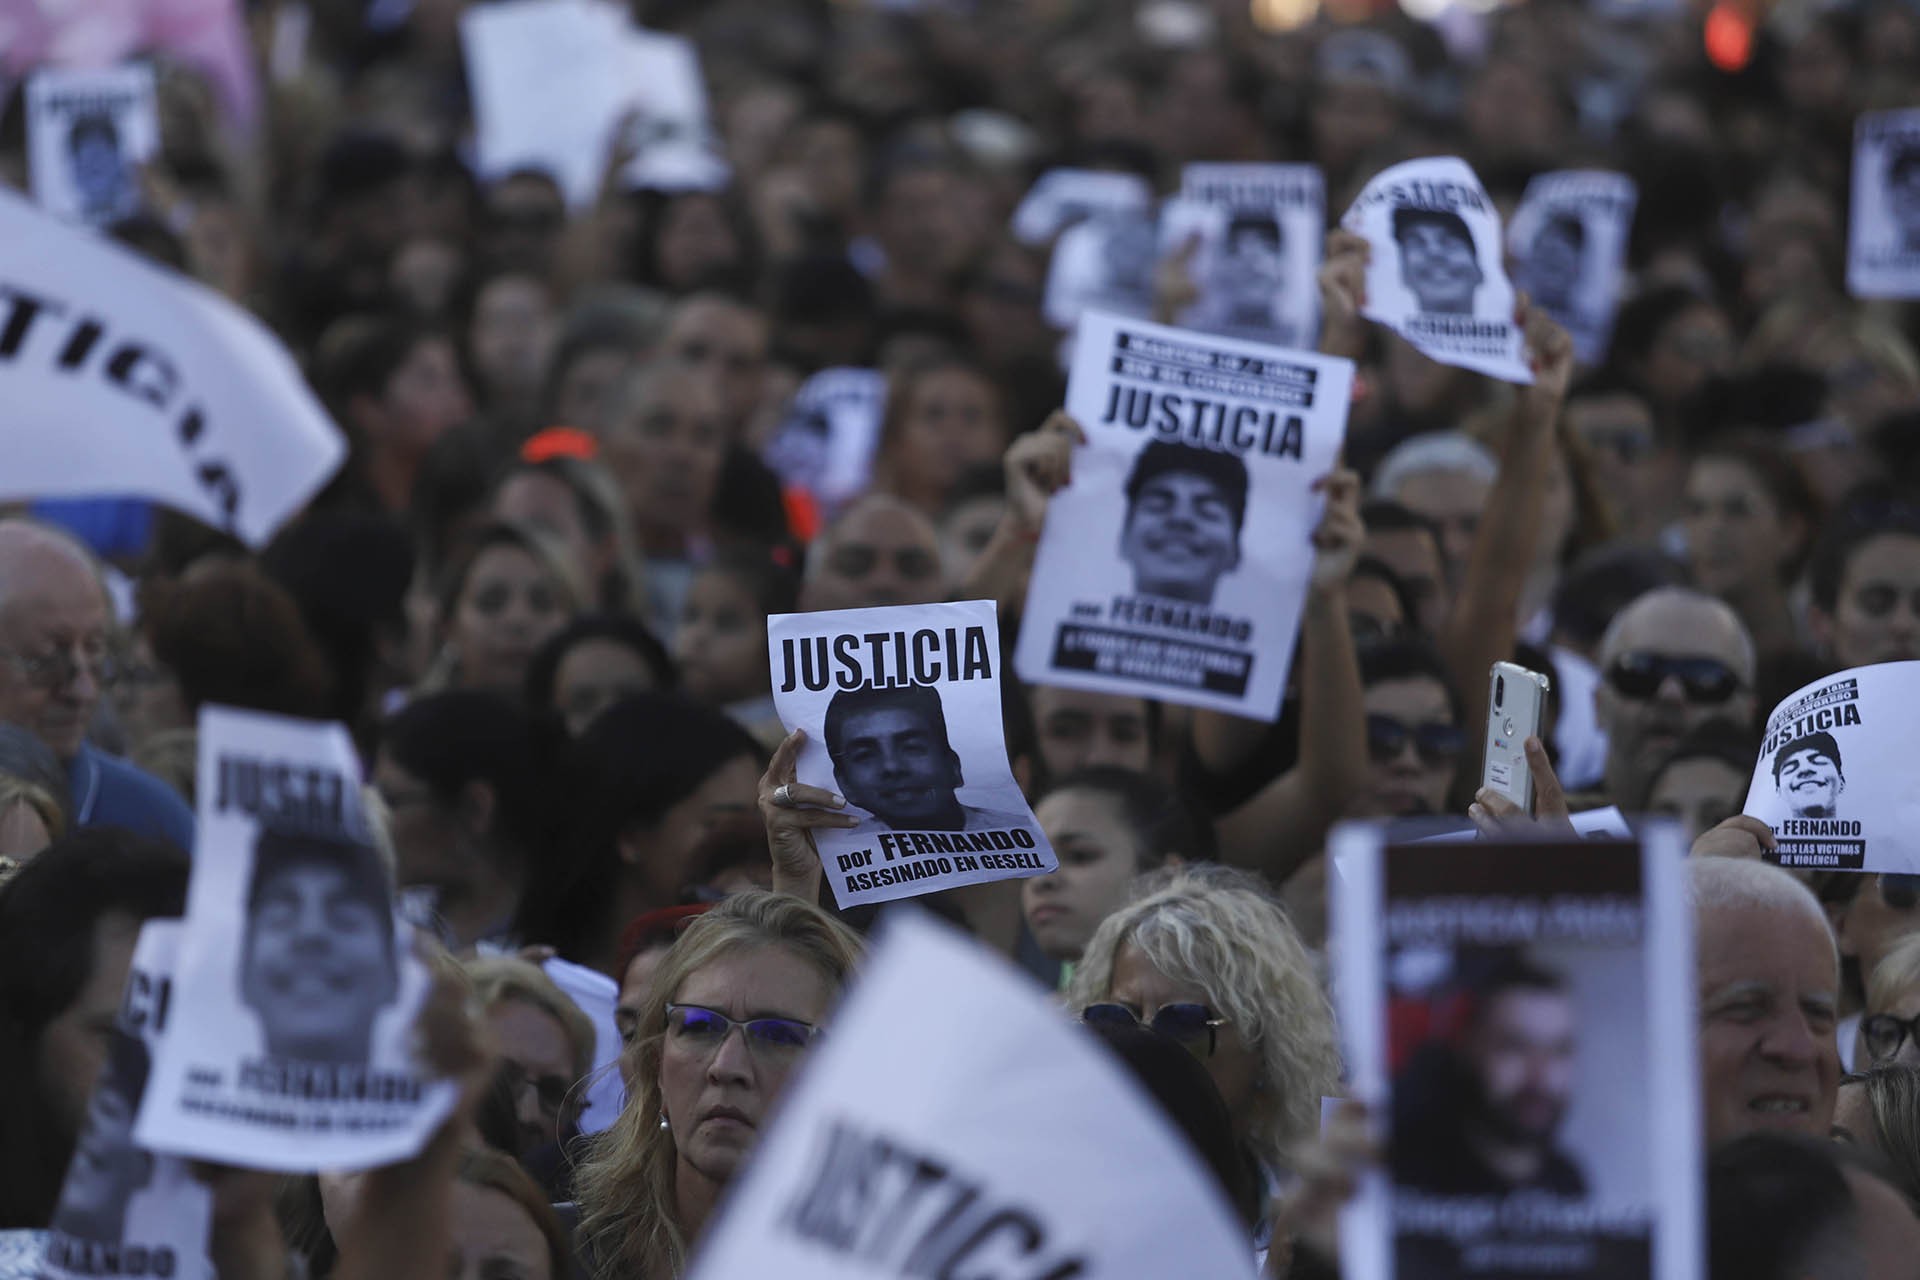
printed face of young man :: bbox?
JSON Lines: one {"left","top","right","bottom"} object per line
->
{"left": 1463, "top": 987, "right": 1577, "bottom": 1151}
{"left": 831, "top": 705, "right": 963, "bottom": 828}
{"left": 70, "top": 135, "right": 125, "bottom": 213}
{"left": 1887, "top": 159, "right": 1920, "bottom": 241}
{"left": 58, "top": 1064, "right": 152, "bottom": 1241}
{"left": 1217, "top": 226, "right": 1285, "bottom": 313}
{"left": 1397, "top": 221, "right": 1483, "bottom": 314}
{"left": 1528, "top": 224, "right": 1583, "bottom": 305}
{"left": 241, "top": 858, "right": 399, "bottom": 1064}
{"left": 1776, "top": 747, "right": 1843, "bottom": 817}
{"left": 1120, "top": 470, "right": 1240, "bottom": 605}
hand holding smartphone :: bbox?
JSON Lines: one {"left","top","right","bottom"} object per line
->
{"left": 1481, "top": 661, "right": 1551, "bottom": 813}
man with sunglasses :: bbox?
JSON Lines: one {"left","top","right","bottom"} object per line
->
{"left": 1593, "top": 587, "right": 1756, "bottom": 810}
{"left": 1773, "top": 732, "right": 1847, "bottom": 820}
{"left": 0, "top": 521, "right": 192, "bottom": 850}
{"left": 799, "top": 494, "right": 945, "bottom": 613}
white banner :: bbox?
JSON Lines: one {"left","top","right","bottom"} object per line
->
{"left": 1847, "top": 110, "right": 1920, "bottom": 299}
{"left": 0, "top": 191, "right": 344, "bottom": 546}
{"left": 26, "top": 64, "right": 158, "bottom": 227}
{"left": 761, "top": 367, "right": 888, "bottom": 511}
{"left": 686, "top": 911, "right": 1258, "bottom": 1280}
{"left": 767, "top": 600, "right": 1055, "bottom": 909}
{"left": 1163, "top": 162, "right": 1325, "bottom": 349}
{"left": 41, "top": 921, "right": 214, "bottom": 1280}
{"left": 1507, "top": 171, "right": 1637, "bottom": 366}
{"left": 1331, "top": 823, "right": 1699, "bottom": 1280}
{"left": 1014, "top": 310, "right": 1351, "bottom": 719}
{"left": 1742, "top": 661, "right": 1920, "bottom": 873}
{"left": 134, "top": 707, "right": 458, "bottom": 1171}
{"left": 1341, "top": 156, "right": 1533, "bottom": 384}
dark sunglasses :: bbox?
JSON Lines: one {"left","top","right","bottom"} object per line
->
{"left": 828, "top": 545, "right": 938, "bottom": 581}
{"left": 664, "top": 1004, "right": 819, "bottom": 1057}
{"left": 1081, "top": 1002, "right": 1227, "bottom": 1059}
{"left": 1365, "top": 714, "right": 1465, "bottom": 768}
{"left": 1880, "top": 875, "right": 1920, "bottom": 911}
{"left": 1853, "top": 585, "right": 1920, "bottom": 620}
{"left": 1605, "top": 651, "right": 1742, "bottom": 704}
{"left": 1863, "top": 1011, "right": 1920, "bottom": 1063}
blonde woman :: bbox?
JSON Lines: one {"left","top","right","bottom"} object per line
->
{"left": 574, "top": 890, "right": 862, "bottom": 1279}
{"left": 1067, "top": 865, "right": 1342, "bottom": 1220}
{"left": 420, "top": 520, "right": 587, "bottom": 697}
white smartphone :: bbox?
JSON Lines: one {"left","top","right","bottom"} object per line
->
{"left": 1482, "top": 661, "right": 1552, "bottom": 813}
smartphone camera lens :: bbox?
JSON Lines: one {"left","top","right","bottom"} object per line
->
{"left": 1494, "top": 674, "right": 1506, "bottom": 707}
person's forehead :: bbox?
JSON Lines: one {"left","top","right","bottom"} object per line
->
{"left": 1846, "top": 533, "right": 1920, "bottom": 584}
{"left": 1781, "top": 747, "right": 1835, "bottom": 767}
{"left": 1699, "top": 899, "right": 1836, "bottom": 990}
{"left": 1033, "top": 684, "right": 1148, "bottom": 724}
{"left": 841, "top": 704, "right": 935, "bottom": 738}
{"left": 1368, "top": 526, "right": 1442, "bottom": 569}
{"left": 1138, "top": 469, "right": 1226, "bottom": 498}
{"left": 1608, "top": 599, "right": 1746, "bottom": 665}
{"left": 831, "top": 503, "right": 939, "bottom": 556}
{"left": 0, "top": 531, "right": 108, "bottom": 618}
{"left": 1364, "top": 674, "right": 1450, "bottom": 716}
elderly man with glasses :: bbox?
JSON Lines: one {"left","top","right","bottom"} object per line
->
{"left": 0, "top": 521, "right": 193, "bottom": 850}
{"left": 1592, "top": 586, "right": 1758, "bottom": 811}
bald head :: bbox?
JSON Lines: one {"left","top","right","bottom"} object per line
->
{"left": 802, "top": 495, "right": 944, "bottom": 613}
{"left": 1595, "top": 588, "right": 1757, "bottom": 808}
{"left": 0, "top": 520, "right": 112, "bottom": 761}
{"left": 1692, "top": 856, "right": 1841, "bottom": 1144}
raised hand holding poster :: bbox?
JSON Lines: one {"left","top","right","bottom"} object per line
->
{"left": 1342, "top": 156, "right": 1533, "bottom": 384}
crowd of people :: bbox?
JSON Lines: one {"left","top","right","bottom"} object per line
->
{"left": 4, "top": 0, "right": 1920, "bottom": 1275}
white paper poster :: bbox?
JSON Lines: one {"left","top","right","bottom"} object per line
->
{"left": 1162, "top": 162, "right": 1325, "bottom": 349}
{"left": 1848, "top": 109, "right": 1920, "bottom": 300}
{"left": 25, "top": 64, "right": 159, "bottom": 227}
{"left": 1741, "top": 661, "right": 1920, "bottom": 873}
{"left": 1507, "top": 171, "right": 1637, "bottom": 366}
{"left": 1341, "top": 156, "right": 1533, "bottom": 384}
{"left": 1332, "top": 824, "right": 1699, "bottom": 1280}
{"left": 686, "top": 912, "right": 1258, "bottom": 1280}
{"left": 134, "top": 707, "right": 458, "bottom": 1171}
{"left": 0, "top": 191, "right": 345, "bottom": 546}
{"left": 1014, "top": 310, "right": 1352, "bottom": 719}
{"left": 41, "top": 922, "right": 213, "bottom": 1280}
{"left": 1010, "top": 167, "right": 1153, "bottom": 247}
{"left": 761, "top": 367, "right": 889, "bottom": 511}
{"left": 1042, "top": 209, "right": 1160, "bottom": 331}
{"left": 766, "top": 600, "right": 1056, "bottom": 909}
{"left": 461, "top": 0, "right": 726, "bottom": 210}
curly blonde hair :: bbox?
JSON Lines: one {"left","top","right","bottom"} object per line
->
{"left": 573, "top": 891, "right": 863, "bottom": 1279}
{"left": 1065, "top": 864, "right": 1341, "bottom": 1170}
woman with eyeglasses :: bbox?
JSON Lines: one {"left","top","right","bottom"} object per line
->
{"left": 1681, "top": 440, "right": 1820, "bottom": 665}
{"left": 1858, "top": 931, "right": 1920, "bottom": 1070}
{"left": 1815, "top": 874, "right": 1920, "bottom": 1069}
{"left": 1066, "top": 865, "right": 1341, "bottom": 1255}
{"left": 573, "top": 890, "right": 862, "bottom": 1279}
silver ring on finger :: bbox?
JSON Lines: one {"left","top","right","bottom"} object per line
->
{"left": 774, "top": 783, "right": 793, "bottom": 807}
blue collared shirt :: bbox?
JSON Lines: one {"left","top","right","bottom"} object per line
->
{"left": 68, "top": 743, "right": 195, "bottom": 853}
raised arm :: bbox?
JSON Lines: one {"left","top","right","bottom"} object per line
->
{"left": 1437, "top": 304, "right": 1575, "bottom": 806}
{"left": 758, "top": 728, "right": 858, "bottom": 903}
{"left": 1211, "top": 469, "right": 1370, "bottom": 881}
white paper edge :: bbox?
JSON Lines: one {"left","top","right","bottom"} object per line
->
{"left": 1643, "top": 819, "right": 1702, "bottom": 1280}
{"left": 1329, "top": 819, "right": 1390, "bottom": 1280}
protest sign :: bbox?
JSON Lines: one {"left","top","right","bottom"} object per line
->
{"left": 1847, "top": 110, "right": 1920, "bottom": 299}
{"left": 134, "top": 707, "right": 458, "bottom": 1171}
{"left": 1342, "top": 157, "right": 1533, "bottom": 384}
{"left": 41, "top": 921, "right": 213, "bottom": 1280}
{"left": 461, "top": 0, "right": 726, "bottom": 210}
{"left": 1741, "top": 661, "right": 1920, "bottom": 872}
{"left": 0, "top": 191, "right": 345, "bottom": 546}
{"left": 1042, "top": 208, "right": 1160, "bottom": 330}
{"left": 25, "top": 64, "right": 158, "bottom": 227}
{"left": 686, "top": 911, "right": 1259, "bottom": 1280}
{"left": 1014, "top": 310, "right": 1352, "bottom": 719}
{"left": 761, "top": 367, "right": 889, "bottom": 512}
{"left": 1332, "top": 824, "right": 1699, "bottom": 1280}
{"left": 1161, "top": 163, "right": 1324, "bottom": 349}
{"left": 1010, "top": 167, "right": 1153, "bottom": 247}
{"left": 766, "top": 600, "right": 1055, "bottom": 909}
{"left": 1506, "top": 171, "right": 1637, "bottom": 366}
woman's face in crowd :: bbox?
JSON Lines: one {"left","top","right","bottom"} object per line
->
{"left": 113, "top": 634, "right": 191, "bottom": 751}
{"left": 626, "top": 754, "right": 761, "bottom": 904}
{"left": 1643, "top": 304, "right": 1733, "bottom": 406}
{"left": 676, "top": 571, "right": 769, "bottom": 706}
{"left": 658, "top": 943, "right": 834, "bottom": 1187}
{"left": 1684, "top": 457, "right": 1795, "bottom": 597}
{"left": 1106, "top": 940, "right": 1260, "bottom": 1124}
{"left": 553, "top": 638, "right": 658, "bottom": 736}
{"left": 448, "top": 1182, "right": 552, "bottom": 1280}
{"left": 470, "top": 275, "right": 555, "bottom": 401}
{"left": 1831, "top": 878, "right": 1920, "bottom": 994}
{"left": 1025, "top": 789, "right": 1146, "bottom": 962}
{"left": 372, "top": 751, "right": 462, "bottom": 889}
{"left": 1360, "top": 676, "right": 1458, "bottom": 817}
{"left": 655, "top": 195, "right": 742, "bottom": 292}
{"left": 938, "top": 494, "right": 1006, "bottom": 593}
{"left": 554, "top": 347, "right": 635, "bottom": 433}
{"left": 451, "top": 545, "right": 571, "bottom": 693}
{"left": 1863, "top": 985, "right": 1920, "bottom": 1068}
{"left": 1825, "top": 534, "right": 1920, "bottom": 667}
{"left": 380, "top": 336, "right": 473, "bottom": 458}
{"left": 1646, "top": 756, "right": 1746, "bottom": 845}
{"left": 1028, "top": 685, "right": 1153, "bottom": 779}
{"left": 489, "top": 997, "right": 578, "bottom": 1155}
{"left": 892, "top": 368, "right": 1003, "bottom": 503}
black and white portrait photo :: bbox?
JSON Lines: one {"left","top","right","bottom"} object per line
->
{"left": 1210, "top": 212, "right": 1288, "bottom": 330}
{"left": 1849, "top": 111, "right": 1920, "bottom": 298}
{"left": 66, "top": 113, "right": 136, "bottom": 225}
{"left": 1506, "top": 171, "right": 1637, "bottom": 364}
{"left": 1393, "top": 206, "right": 1484, "bottom": 316}
{"left": 1772, "top": 730, "right": 1846, "bottom": 820}
{"left": 240, "top": 824, "right": 401, "bottom": 1065}
{"left": 825, "top": 682, "right": 1028, "bottom": 836}
{"left": 1522, "top": 213, "right": 1586, "bottom": 316}
{"left": 51, "top": 1030, "right": 156, "bottom": 1248}
{"left": 1118, "top": 440, "right": 1249, "bottom": 607}
{"left": 1886, "top": 140, "right": 1920, "bottom": 254}
{"left": 25, "top": 64, "right": 160, "bottom": 227}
